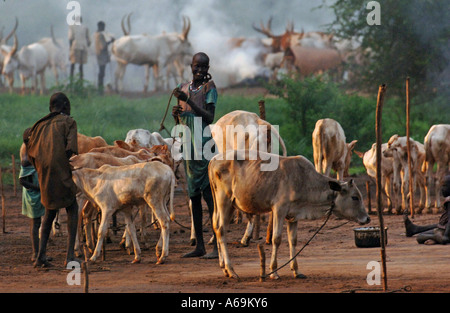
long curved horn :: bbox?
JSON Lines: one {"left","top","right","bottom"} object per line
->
{"left": 8, "top": 33, "right": 18, "bottom": 57}
{"left": 50, "top": 25, "right": 61, "bottom": 48}
{"left": 127, "top": 12, "right": 132, "bottom": 34}
{"left": 182, "top": 16, "right": 190, "bottom": 40}
{"left": 2, "top": 17, "right": 18, "bottom": 44}
{"left": 121, "top": 14, "right": 129, "bottom": 36}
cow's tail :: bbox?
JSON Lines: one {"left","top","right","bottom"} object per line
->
{"left": 315, "top": 129, "right": 324, "bottom": 174}
{"left": 422, "top": 135, "right": 432, "bottom": 173}
{"left": 208, "top": 161, "right": 218, "bottom": 232}
{"left": 168, "top": 172, "right": 175, "bottom": 221}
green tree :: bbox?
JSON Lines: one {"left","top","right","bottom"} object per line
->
{"left": 323, "top": 0, "right": 449, "bottom": 98}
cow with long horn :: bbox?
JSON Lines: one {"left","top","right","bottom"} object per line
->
{"left": 112, "top": 14, "right": 193, "bottom": 93}
{"left": 37, "top": 25, "right": 68, "bottom": 86}
{"left": 2, "top": 33, "right": 49, "bottom": 95}
{"left": 0, "top": 17, "right": 18, "bottom": 86}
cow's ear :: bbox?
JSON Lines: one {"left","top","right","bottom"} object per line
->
{"left": 115, "top": 140, "right": 131, "bottom": 150}
{"left": 329, "top": 181, "right": 342, "bottom": 192}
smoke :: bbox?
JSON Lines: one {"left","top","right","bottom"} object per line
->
{"left": 0, "top": 0, "right": 335, "bottom": 90}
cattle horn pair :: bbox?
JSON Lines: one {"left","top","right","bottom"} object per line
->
{"left": 121, "top": 12, "right": 133, "bottom": 36}
{"left": 1, "top": 17, "right": 18, "bottom": 45}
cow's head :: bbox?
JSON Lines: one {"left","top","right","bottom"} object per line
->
{"left": 1, "top": 33, "right": 18, "bottom": 76}
{"left": 383, "top": 134, "right": 402, "bottom": 158}
{"left": 329, "top": 179, "right": 370, "bottom": 225}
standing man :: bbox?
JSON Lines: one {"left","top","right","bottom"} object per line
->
{"left": 172, "top": 52, "right": 218, "bottom": 259}
{"left": 94, "top": 21, "right": 114, "bottom": 95}
{"left": 26, "top": 92, "right": 79, "bottom": 268}
{"left": 68, "top": 15, "right": 90, "bottom": 82}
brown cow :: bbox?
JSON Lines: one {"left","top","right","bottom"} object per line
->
{"left": 77, "top": 133, "right": 108, "bottom": 154}
{"left": 383, "top": 135, "right": 426, "bottom": 214}
{"left": 422, "top": 124, "right": 450, "bottom": 211}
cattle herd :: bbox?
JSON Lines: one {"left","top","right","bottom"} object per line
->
{"left": 0, "top": 15, "right": 359, "bottom": 94}
{"left": 59, "top": 109, "right": 448, "bottom": 279}
{"left": 1, "top": 14, "right": 448, "bottom": 280}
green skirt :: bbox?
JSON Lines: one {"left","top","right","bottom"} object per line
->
{"left": 19, "top": 165, "right": 45, "bottom": 218}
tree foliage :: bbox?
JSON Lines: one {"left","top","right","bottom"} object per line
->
{"left": 322, "top": 0, "right": 450, "bottom": 98}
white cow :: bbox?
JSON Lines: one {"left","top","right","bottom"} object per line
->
{"left": 210, "top": 110, "right": 287, "bottom": 245}
{"left": 422, "top": 124, "right": 450, "bottom": 211}
{"left": 37, "top": 26, "right": 67, "bottom": 86}
{"left": 2, "top": 34, "right": 49, "bottom": 95}
{"left": 112, "top": 15, "right": 192, "bottom": 93}
{"left": 124, "top": 128, "right": 167, "bottom": 148}
{"left": 312, "top": 118, "right": 357, "bottom": 181}
{"left": 72, "top": 161, "right": 175, "bottom": 264}
{"left": 209, "top": 150, "right": 370, "bottom": 279}
{"left": 211, "top": 110, "right": 287, "bottom": 157}
{"left": 383, "top": 135, "right": 426, "bottom": 214}
{"left": 0, "top": 17, "right": 18, "bottom": 86}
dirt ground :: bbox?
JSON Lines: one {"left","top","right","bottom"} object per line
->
{"left": 0, "top": 173, "right": 449, "bottom": 294}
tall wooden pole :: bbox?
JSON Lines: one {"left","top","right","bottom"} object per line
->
{"left": 376, "top": 84, "right": 388, "bottom": 291}
{"left": 0, "top": 166, "right": 5, "bottom": 234}
{"left": 12, "top": 154, "right": 17, "bottom": 197}
{"left": 406, "top": 77, "right": 414, "bottom": 218}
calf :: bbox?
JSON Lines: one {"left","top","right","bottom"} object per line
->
{"left": 77, "top": 133, "right": 108, "bottom": 154}
{"left": 209, "top": 150, "right": 370, "bottom": 279}
{"left": 88, "top": 144, "right": 153, "bottom": 161}
{"left": 72, "top": 161, "right": 175, "bottom": 264}
{"left": 70, "top": 152, "right": 145, "bottom": 255}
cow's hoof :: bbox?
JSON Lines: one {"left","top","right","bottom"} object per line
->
{"left": 131, "top": 258, "right": 141, "bottom": 264}
{"left": 223, "top": 268, "right": 239, "bottom": 279}
{"left": 156, "top": 257, "right": 165, "bottom": 265}
{"left": 240, "top": 238, "right": 250, "bottom": 247}
{"left": 270, "top": 273, "right": 280, "bottom": 280}
{"left": 295, "top": 273, "right": 307, "bottom": 279}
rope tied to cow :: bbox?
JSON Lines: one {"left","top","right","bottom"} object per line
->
{"left": 263, "top": 197, "right": 336, "bottom": 279}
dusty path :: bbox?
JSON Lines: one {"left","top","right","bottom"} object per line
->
{"left": 0, "top": 174, "right": 449, "bottom": 296}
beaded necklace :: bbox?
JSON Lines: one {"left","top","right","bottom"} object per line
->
{"left": 189, "top": 80, "right": 204, "bottom": 93}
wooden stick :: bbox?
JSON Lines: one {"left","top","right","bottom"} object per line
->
{"left": 0, "top": 166, "right": 5, "bottom": 234}
{"left": 406, "top": 77, "right": 414, "bottom": 218}
{"left": 82, "top": 261, "right": 89, "bottom": 293}
{"left": 257, "top": 243, "right": 266, "bottom": 282}
{"left": 376, "top": 84, "right": 388, "bottom": 292}
{"left": 11, "top": 154, "right": 17, "bottom": 197}
{"left": 366, "top": 181, "right": 372, "bottom": 214}
{"left": 258, "top": 100, "right": 266, "bottom": 120}
{"left": 252, "top": 215, "right": 261, "bottom": 240}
